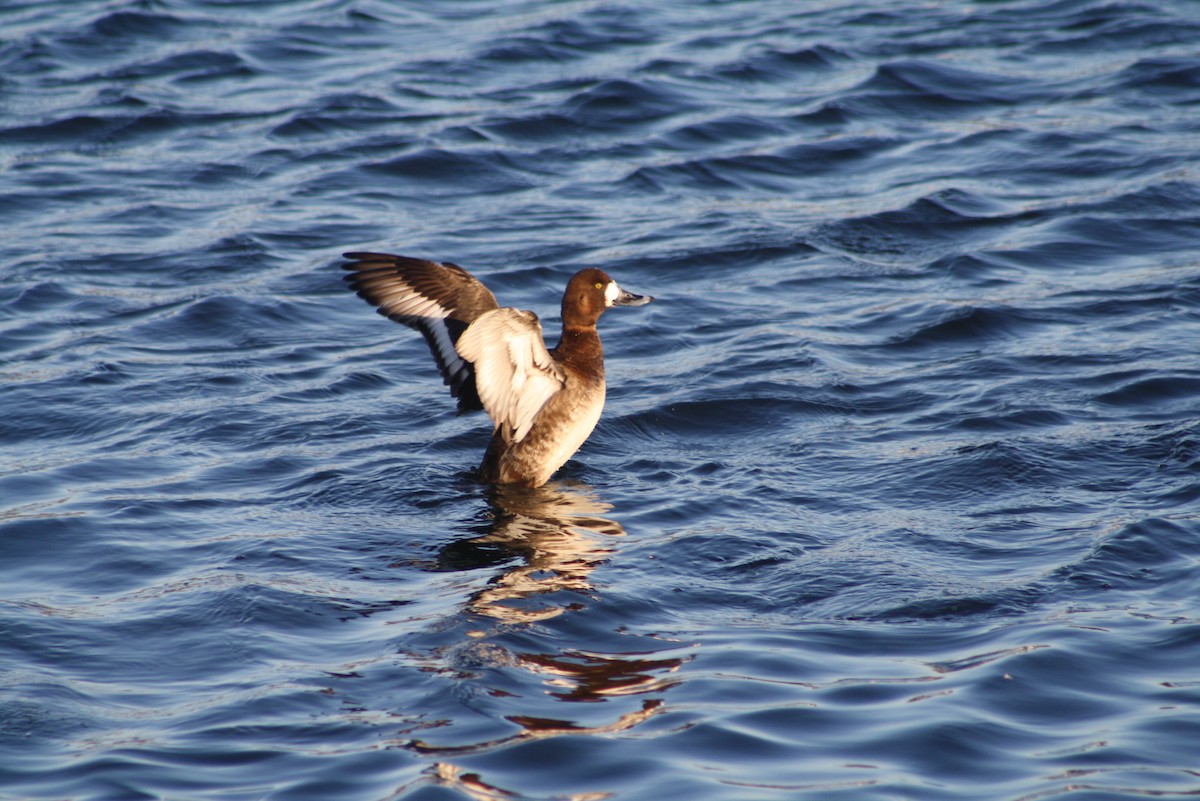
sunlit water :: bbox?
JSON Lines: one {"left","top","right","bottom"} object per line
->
{"left": 3, "top": 1, "right": 1200, "bottom": 799}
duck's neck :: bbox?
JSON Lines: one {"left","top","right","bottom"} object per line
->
{"left": 554, "top": 325, "right": 604, "bottom": 376}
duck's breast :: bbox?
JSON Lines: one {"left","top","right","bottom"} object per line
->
{"left": 498, "top": 375, "right": 606, "bottom": 486}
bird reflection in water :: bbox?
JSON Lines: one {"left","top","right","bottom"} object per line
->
{"left": 435, "top": 481, "right": 627, "bottom": 624}
{"left": 416, "top": 761, "right": 612, "bottom": 801}
{"left": 401, "top": 481, "right": 688, "bottom": 775}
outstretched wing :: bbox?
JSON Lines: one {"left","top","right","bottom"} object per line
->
{"left": 342, "top": 252, "right": 499, "bottom": 413}
{"left": 454, "top": 308, "right": 567, "bottom": 443}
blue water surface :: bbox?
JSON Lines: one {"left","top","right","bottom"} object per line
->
{"left": 3, "top": 1, "right": 1200, "bottom": 799}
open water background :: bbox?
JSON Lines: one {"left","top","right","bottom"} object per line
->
{"left": 3, "top": 1, "right": 1200, "bottom": 799}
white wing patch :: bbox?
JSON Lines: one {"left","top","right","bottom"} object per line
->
{"left": 455, "top": 308, "right": 567, "bottom": 442}
{"left": 355, "top": 274, "right": 471, "bottom": 390}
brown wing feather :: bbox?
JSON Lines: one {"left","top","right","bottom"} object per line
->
{"left": 342, "top": 252, "right": 500, "bottom": 413}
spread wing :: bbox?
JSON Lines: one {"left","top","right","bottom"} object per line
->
{"left": 455, "top": 308, "right": 567, "bottom": 443}
{"left": 342, "top": 252, "right": 499, "bottom": 413}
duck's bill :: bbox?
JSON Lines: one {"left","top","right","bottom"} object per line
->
{"left": 613, "top": 287, "right": 653, "bottom": 306}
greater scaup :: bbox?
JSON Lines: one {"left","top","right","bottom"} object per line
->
{"left": 342, "top": 252, "right": 652, "bottom": 487}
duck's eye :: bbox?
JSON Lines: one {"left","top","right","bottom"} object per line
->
{"left": 595, "top": 282, "right": 603, "bottom": 290}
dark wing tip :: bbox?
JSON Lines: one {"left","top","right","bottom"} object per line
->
{"left": 340, "top": 251, "right": 493, "bottom": 414}
{"left": 341, "top": 252, "right": 392, "bottom": 270}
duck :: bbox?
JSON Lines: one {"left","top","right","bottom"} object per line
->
{"left": 342, "top": 252, "right": 653, "bottom": 487}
